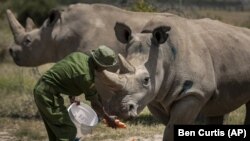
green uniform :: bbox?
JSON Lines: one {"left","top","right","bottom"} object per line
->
{"left": 33, "top": 52, "right": 97, "bottom": 141}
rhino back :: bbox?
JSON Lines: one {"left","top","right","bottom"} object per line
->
{"left": 57, "top": 3, "right": 175, "bottom": 56}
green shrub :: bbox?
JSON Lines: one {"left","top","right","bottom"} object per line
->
{"left": 0, "top": 0, "right": 58, "bottom": 26}
{"left": 130, "top": 0, "right": 156, "bottom": 12}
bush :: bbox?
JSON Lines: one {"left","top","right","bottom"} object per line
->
{"left": 130, "top": 0, "right": 156, "bottom": 12}
{"left": 1, "top": 0, "right": 58, "bottom": 26}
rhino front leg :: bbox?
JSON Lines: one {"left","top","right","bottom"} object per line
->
{"left": 244, "top": 102, "right": 250, "bottom": 124}
{"left": 163, "top": 92, "right": 206, "bottom": 141}
{"left": 148, "top": 102, "right": 170, "bottom": 125}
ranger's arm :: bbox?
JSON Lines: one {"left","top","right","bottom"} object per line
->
{"left": 88, "top": 94, "right": 117, "bottom": 128}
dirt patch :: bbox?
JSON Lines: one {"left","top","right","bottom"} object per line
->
{"left": 124, "top": 135, "right": 163, "bottom": 141}
{"left": 82, "top": 134, "right": 163, "bottom": 141}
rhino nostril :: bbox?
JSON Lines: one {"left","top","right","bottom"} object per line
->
{"left": 128, "top": 104, "right": 135, "bottom": 111}
{"left": 9, "top": 48, "right": 13, "bottom": 55}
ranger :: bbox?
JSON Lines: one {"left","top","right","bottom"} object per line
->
{"left": 33, "top": 45, "right": 117, "bottom": 141}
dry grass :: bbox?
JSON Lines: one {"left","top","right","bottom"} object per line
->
{"left": 0, "top": 106, "right": 245, "bottom": 141}
{"left": 84, "top": 112, "right": 164, "bottom": 141}
{"left": 224, "top": 105, "right": 245, "bottom": 124}
{"left": 0, "top": 108, "right": 165, "bottom": 141}
{"left": 0, "top": 63, "right": 54, "bottom": 118}
{"left": 0, "top": 118, "right": 47, "bottom": 141}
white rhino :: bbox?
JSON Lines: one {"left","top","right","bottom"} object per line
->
{"left": 6, "top": 3, "right": 173, "bottom": 66}
{"left": 95, "top": 15, "right": 250, "bottom": 141}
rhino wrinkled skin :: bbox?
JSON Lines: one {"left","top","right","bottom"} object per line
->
{"left": 6, "top": 3, "right": 173, "bottom": 66}
{"left": 96, "top": 15, "right": 250, "bottom": 141}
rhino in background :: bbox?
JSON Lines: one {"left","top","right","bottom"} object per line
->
{"left": 95, "top": 15, "right": 250, "bottom": 141}
{"left": 6, "top": 3, "right": 174, "bottom": 66}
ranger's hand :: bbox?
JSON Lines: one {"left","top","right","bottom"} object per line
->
{"left": 69, "top": 96, "right": 80, "bottom": 105}
{"left": 89, "top": 95, "right": 126, "bottom": 128}
{"left": 103, "top": 115, "right": 117, "bottom": 128}
{"left": 103, "top": 115, "right": 127, "bottom": 129}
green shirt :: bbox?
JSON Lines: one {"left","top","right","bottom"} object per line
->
{"left": 42, "top": 52, "right": 96, "bottom": 100}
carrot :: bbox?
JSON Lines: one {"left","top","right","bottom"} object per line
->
{"left": 115, "top": 119, "right": 127, "bottom": 128}
{"left": 103, "top": 119, "right": 127, "bottom": 128}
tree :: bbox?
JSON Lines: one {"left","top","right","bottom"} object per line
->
{"left": 1, "top": 0, "right": 58, "bottom": 25}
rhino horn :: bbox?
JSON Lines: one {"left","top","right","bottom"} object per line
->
{"left": 25, "top": 17, "right": 36, "bottom": 32}
{"left": 6, "top": 9, "right": 25, "bottom": 42}
{"left": 96, "top": 70, "right": 126, "bottom": 90}
{"left": 118, "top": 54, "right": 135, "bottom": 74}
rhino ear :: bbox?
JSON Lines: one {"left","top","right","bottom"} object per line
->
{"left": 47, "top": 9, "right": 61, "bottom": 27}
{"left": 114, "top": 22, "right": 132, "bottom": 44}
{"left": 152, "top": 26, "right": 171, "bottom": 44}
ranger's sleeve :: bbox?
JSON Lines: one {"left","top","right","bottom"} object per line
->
{"left": 85, "top": 83, "right": 98, "bottom": 101}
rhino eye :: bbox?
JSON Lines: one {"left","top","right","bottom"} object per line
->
{"left": 142, "top": 76, "right": 150, "bottom": 87}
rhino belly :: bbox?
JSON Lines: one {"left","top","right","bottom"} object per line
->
{"left": 201, "top": 82, "right": 250, "bottom": 116}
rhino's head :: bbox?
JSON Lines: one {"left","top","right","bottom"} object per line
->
{"left": 96, "top": 22, "right": 172, "bottom": 119}
{"left": 6, "top": 9, "right": 62, "bottom": 66}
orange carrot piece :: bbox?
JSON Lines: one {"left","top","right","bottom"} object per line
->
{"left": 115, "top": 119, "right": 127, "bottom": 128}
{"left": 103, "top": 119, "right": 127, "bottom": 128}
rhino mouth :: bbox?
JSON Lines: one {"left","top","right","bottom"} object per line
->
{"left": 117, "top": 110, "right": 138, "bottom": 120}
{"left": 119, "top": 103, "right": 139, "bottom": 120}
{"left": 9, "top": 49, "right": 21, "bottom": 65}
{"left": 108, "top": 103, "right": 139, "bottom": 120}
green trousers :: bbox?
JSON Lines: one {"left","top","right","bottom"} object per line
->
{"left": 33, "top": 79, "right": 77, "bottom": 141}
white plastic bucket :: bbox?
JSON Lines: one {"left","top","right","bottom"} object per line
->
{"left": 68, "top": 102, "right": 99, "bottom": 138}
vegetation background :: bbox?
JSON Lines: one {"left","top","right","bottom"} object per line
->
{"left": 0, "top": 0, "right": 249, "bottom": 140}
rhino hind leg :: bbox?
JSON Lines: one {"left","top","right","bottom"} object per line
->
{"left": 194, "top": 114, "right": 224, "bottom": 125}
{"left": 244, "top": 102, "right": 250, "bottom": 125}
{"left": 205, "top": 115, "right": 224, "bottom": 125}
